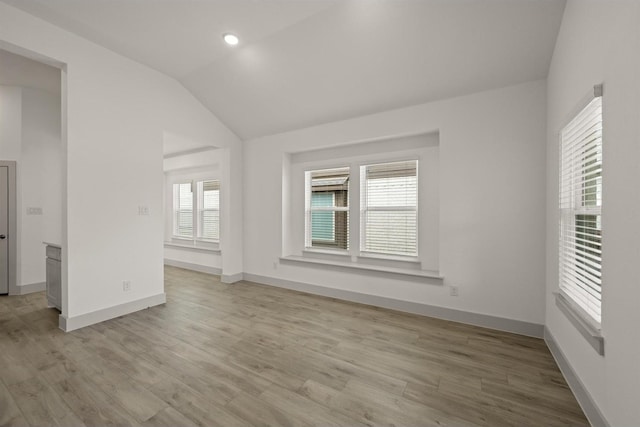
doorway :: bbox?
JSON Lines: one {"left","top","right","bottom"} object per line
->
{"left": 0, "top": 160, "right": 16, "bottom": 295}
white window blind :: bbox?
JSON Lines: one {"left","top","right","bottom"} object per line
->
{"left": 361, "top": 160, "right": 418, "bottom": 257}
{"left": 197, "top": 180, "right": 220, "bottom": 241}
{"left": 560, "top": 94, "right": 603, "bottom": 325}
{"left": 173, "top": 182, "right": 193, "bottom": 238}
{"left": 305, "top": 167, "right": 349, "bottom": 250}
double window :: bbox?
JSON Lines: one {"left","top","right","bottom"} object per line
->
{"left": 305, "top": 160, "right": 418, "bottom": 258}
{"left": 559, "top": 92, "right": 603, "bottom": 325}
{"left": 173, "top": 180, "right": 220, "bottom": 242}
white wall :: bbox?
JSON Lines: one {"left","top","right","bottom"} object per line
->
{"left": 244, "top": 80, "right": 547, "bottom": 325}
{"left": 0, "top": 86, "right": 21, "bottom": 159}
{"left": 20, "top": 88, "right": 62, "bottom": 286}
{"left": 545, "top": 2, "right": 640, "bottom": 425}
{"left": 0, "top": 85, "right": 62, "bottom": 289}
{"left": 0, "top": 2, "right": 242, "bottom": 321}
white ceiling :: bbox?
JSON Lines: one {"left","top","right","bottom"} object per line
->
{"left": 0, "top": 48, "right": 60, "bottom": 95}
{"left": 1, "top": 0, "right": 566, "bottom": 140}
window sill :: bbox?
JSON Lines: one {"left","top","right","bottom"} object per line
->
{"left": 303, "top": 248, "right": 350, "bottom": 257}
{"left": 554, "top": 292, "right": 604, "bottom": 356}
{"left": 280, "top": 255, "right": 443, "bottom": 280}
{"left": 164, "top": 241, "right": 221, "bottom": 254}
{"left": 358, "top": 251, "right": 420, "bottom": 264}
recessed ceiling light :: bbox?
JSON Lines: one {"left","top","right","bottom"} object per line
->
{"left": 223, "top": 33, "right": 239, "bottom": 46}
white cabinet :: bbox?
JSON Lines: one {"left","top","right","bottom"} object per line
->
{"left": 45, "top": 244, "right": 61, "bottom": 311}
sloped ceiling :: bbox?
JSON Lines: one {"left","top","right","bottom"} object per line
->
{"left": 1, "top": 0, "right": 566, "bottom": 140}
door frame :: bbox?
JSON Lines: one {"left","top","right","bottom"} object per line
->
{"left": 0, "top": 161, "right": 17, "bottom": 295}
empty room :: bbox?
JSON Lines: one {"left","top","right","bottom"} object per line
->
{"left": 0, "top": 0, "right": 638, "bottom": 426}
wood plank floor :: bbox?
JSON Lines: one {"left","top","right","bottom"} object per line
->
{"left": 0, "top": 266, "right": 588, "bottom": 426}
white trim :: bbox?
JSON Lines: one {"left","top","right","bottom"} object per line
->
{"left": 59, "top": 293, "right": 166, "bottom": 332}
{"left": 221, "top": 272, "right": 243, "bottom": 283}
{"left": 17, "top": 281, "right": 46, "bottom": 295}
{"left": 544, "top": 328, "right": 610, "bottom": 427}
{"left": 302, "top": 248, "right": 350, "bottom": 257}
{"left": 243, "top": 273, "right": 543, "bottom": 338}
{"left": 163, "top": 146, "right": 216, "bottom": 159}
{"left": 164, "top": 241, "right": 221, "bottom": 254}
{"left": 280, "top": 255, "right": 442, "bottom": 280}
{"left": 554, "top": 292, "right": 604, "bottom": 355}
{"left": 358, "top": 251, "right": 420, "bottom": 264}
{"left": 163, "top": 259, "right": 221, "bottom": 275}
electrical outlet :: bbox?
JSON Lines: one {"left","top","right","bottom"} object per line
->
{"left": 450, "top": 285, "right": 459, "bottom": 297}
{"left": 123, "top": 280, "right": 131, "bottom": 292}
{"left": 138, "top": 206, "right": 149, "bottom": 216}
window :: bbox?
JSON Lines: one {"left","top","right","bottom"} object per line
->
{"left": 559, "top": 94, "right": 603, "bottom": 325}
{"left": 197, "top": 180, "right": 220, "bottom": 241}
{"left": 305, "top": 167, "right": 349, "bottom": 250}
{"left": 172, "top": 179, "right": 220, "bottom": 242}
{"left": 303, "top": 161, "right": 419, "bottom": 259}
{"left": 361, "top": 160, "right": 418, "bottom": 257}
{"left": 174, "top": 182, "right": 194, "bottom": 238}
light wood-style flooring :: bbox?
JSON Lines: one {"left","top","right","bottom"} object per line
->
{"left": 0, "top": 266, "right": 588, "bottom": 426}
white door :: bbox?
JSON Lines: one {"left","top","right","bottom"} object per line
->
{"left": 0, "top": 165, "right": 8, "bottom": 294}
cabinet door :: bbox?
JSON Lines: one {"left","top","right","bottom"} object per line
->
{"left": 46, "top": 258, "right": 61, "bottom": 309}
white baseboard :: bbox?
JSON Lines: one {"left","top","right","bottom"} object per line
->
{"left": 242, "top": 273, "right": 544, "bottom": 338}
{"left": 59, "top": 293, "right": 166, "bottom": 332}
{"left": 222, "top": 272, "right": 243, "bottom": 283}
{"left": 544, "top": 327, "right": 609, "bottom": 427}
{"left": 164, "top": 259, "right": 222, "bottom": 275}
{"left": 17, "top": 281, "right": 46, "bottom": 295}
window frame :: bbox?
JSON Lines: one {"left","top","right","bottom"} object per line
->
{"left": 171, "top": 178, "right": 220, "bottom": 244}
{"left": 303, "top": 158, "right": 420, "bottom": 261}
{"left": 304, "top": 167, "right": 350, "bottom": 252}
{"left": 360, "top": 160, "right": 419, "bottom": 259}
{"left": 172, "top": 180, "right": 195, "bottom": 239}
{"left": 196, "top": 180, "right": 221, "bottom": 242}
{"left": 558, "top": 85, "right": 603, "bottom": 331}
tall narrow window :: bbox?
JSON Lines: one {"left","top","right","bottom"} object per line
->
{"left": 560, "top": 93, "right": 603, "bottom": 324}
{"left": 197, "top": 180, "right": 220, "bottom": 241}
{"left": 305, "top": 167, "right": 349, "bottom": 250}
{"left": 361, "top": 160, "right": 418, "bottom": 257}
{"left": 173, "top": 182, "right": 193, "bottom": 238}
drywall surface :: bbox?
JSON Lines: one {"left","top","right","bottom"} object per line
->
{"left": 0, "top": 2, "right": 242, "bottom": 319}
{"left": 20, "top": 88, "right": 62, "bottom": 287}
{"left": 244, "top": 80, "right": 547, "bottom": 325}
{"left": 0, "top": 86, "right": 21, "bottom": 160}
{"left": 0, "top": 86, "right": 61, "bottom": 289}
{"left": 546, "top": 1, "right": 640, "bottom": 424}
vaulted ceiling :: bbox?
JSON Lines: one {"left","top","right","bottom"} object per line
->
{"left": 1, "top": 0, "right": 566, "bottom": 140}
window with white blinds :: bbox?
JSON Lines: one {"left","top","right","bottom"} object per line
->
{"left": 172, "top": 179, "right": 220, "bottom": 242}
{"left": 173, "top": 182, "right": 194, "bottom": 238}
{"left": 361, "top": 160, "right": 418, "bottom": 257}
{"left": 305, "top": 167, "right": 349, "bottom": 250}
{"left": 197, "top": 180, "right": 220, "bottom": 241}
{"left": 559, "top": 94, "right": 603, "bottom": 325}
